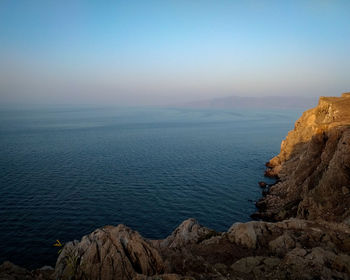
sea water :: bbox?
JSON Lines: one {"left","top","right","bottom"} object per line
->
{"left": 0, "top": 106, "right": 301, "bottom": 268}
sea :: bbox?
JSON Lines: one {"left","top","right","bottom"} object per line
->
{"left": 0, "top": 106, "right": 301, "bottom": 268}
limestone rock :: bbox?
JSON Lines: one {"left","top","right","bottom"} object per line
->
{"left": 4, "top": 217, "right": 350, "bottom": 280}
{"left": 154, "top": 218, "right": 219, "bottom": 250}
{"left": 256, "top": 93, "right": 350, "bottom": 223}
{"left": 55, "top": 224, "right": 165, "bottom": 280}
{"left": 268, "top": 232, "right": 295, "bottom": 256}
{"left": 228, "top": 222, "right": 259, "bottom": 249}
{"left": 0, "top": 261, "right": 31, "bottom": 280}
{"left": 231, "top": 256, "right": 281, "bottom": 279}
{"left": 0, "top": 261, "right": 54, "bottom": 280}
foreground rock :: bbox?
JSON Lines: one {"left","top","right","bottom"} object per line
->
{"left": 8, "top": 218, "right": 347, "bottom": 279}
{"left": 2, "top": 215, "right": 350, "bottom": 280}
{"left": 55, "top": 224, "right": 164, "bottom": 280}
{"left": 255, "top": 93, "right": 350, "bottom": 223}
{"left": 0, "top": 261, "right": 54, "bottom": 280}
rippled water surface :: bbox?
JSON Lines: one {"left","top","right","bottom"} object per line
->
{"left": 0, "top": 106, "right": 301, "bottom": 268}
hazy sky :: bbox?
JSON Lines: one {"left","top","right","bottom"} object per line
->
{"left": 1, "top": 0, "right": 349, "bottom": 105}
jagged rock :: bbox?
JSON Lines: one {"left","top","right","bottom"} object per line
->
{"left": 231, "top": 256, "right": 265, "bottom": 274}
{"left": 55, "top": 224, "right": 165, "bottom": 280}
{"left": 153, "top": 218, "right": 219, "bottom": 250}
{"left": 231, "top": 256, "right": 281, "bottom": 279}
{"left": 0, "top": 261, "right": 54, "bottom": 280}
{"left": 228, "top": 222, "right": 260, "bottom": 249}
{"left": 280, "top": 247, "right": 350, "bottom": 280}
{"left": 255, "top": 93, "right": 350, "bottom": 223}
{"left": 3, "top": 217, "right": 350, "bottom": 280}
{"left": 227, "top": 217, "right": 350, "bottom": 274}
{"left": 152, "top": 219, "right": 245, "bottom": 279}
{"left": 268, "top": 232, "right": 295, "bottom": 256}
{"left": 0, "top": 261, "right": 30, "bottom": 280}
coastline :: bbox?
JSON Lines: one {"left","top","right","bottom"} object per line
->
{"left": 1, "top": 93, "right": 350, "bottom": 280}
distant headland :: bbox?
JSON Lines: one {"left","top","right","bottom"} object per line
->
{"left": 177, "top": 95, "right": 318, "bottom": 109}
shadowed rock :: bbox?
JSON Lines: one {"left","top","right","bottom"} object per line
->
{"left": 254, "top": 93, "right": 350, "bottom": 223}
{"left": 0, "top": 261, "right": 54, "bottom": 280}
{"left": 153, "top": 218, "right": 218, "bottom": 250}
{"left": 2, "top": 218, "right": 350, "bottom": 279}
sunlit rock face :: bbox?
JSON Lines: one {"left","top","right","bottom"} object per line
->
{"left": 51, "top": 218, "right": 350, "bottom": 280}
{"left": 257, "top": 93, "right": 350, "bottom": 224}
{"left": 54, "top": 225, "right": 165, "bottom": 280}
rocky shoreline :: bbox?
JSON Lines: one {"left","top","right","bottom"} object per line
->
{"left": 1, "top": 93, "right": 350, "bottom": 280}
{"left": 253, "top": 92, "right": 350, "bottom": 224}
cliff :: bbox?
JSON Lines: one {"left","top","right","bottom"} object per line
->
{"left": 255, "top": 93, "right": 350, "bottom": 223}
{"left": 1, "top": 93, "right": 349, "bottom": 280}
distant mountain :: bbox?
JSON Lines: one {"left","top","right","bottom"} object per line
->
{"left": 178, "top": 95, "right": 319, "bottom": 109}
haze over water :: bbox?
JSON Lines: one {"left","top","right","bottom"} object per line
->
{"left": 1, "top": 0, "right": 350, "bottom": 271}
{"left": 1, "top": 0, "right": 350, "bottom": 105}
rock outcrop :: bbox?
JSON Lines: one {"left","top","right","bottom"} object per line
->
{"left": 9, "top": 218, "right": 347, "bottom": 280}
{"left": 1, "top": 93, "right": 349, "bottom": 279}
{"left": 0, "top": 261, "right": 54, "bottom": 280}
{"left": 256, "top": 93, "right": 350, "bottom": 223}
{"left": 55, "top": 225, "right": 165, "bottom": 280}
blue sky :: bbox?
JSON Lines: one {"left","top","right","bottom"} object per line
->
{"left": 0, "top": 0, "right": 349, "bottom": 105}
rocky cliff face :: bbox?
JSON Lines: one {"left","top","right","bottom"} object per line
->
{"left": 1, "top": 93, "right": 349, "bottom": 280}
{"left": 255, "top": 93, "right": 350, "bottom": 223}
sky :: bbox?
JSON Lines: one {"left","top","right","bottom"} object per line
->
{"left": 0, "top": 0, "right": 349, "bottom": 106}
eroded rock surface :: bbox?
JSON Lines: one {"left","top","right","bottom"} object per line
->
{"left": 2, "top": 219, "right": 350, "bottom": 279}
{"left": 55, "top": 224, "right": 165, "bottom": 280}
{"left": 49, "top": 218, "right": 350, "bottom": 279}
{"left": 256, "top": 93, "right": 350, "bottom": 223}
{"left": 0, "top": 261, "right": 54, "bottom": 280}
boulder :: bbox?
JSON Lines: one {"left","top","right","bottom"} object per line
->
{"left": 55, "top": 225, "right": 165, "bottom": 280}
{"left": 228, "top": 222, "right": 258, "bottom": 249}
{"left": 154, "top": 218, "right": 218, "bottom": 250}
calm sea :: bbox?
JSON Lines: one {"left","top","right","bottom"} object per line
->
{"left": 0, "top": 106, "right": 301, "bottom": 268}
